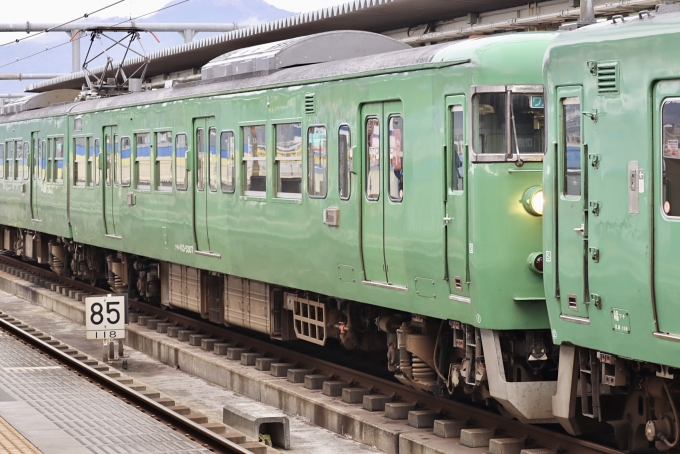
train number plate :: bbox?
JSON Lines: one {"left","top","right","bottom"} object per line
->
{"left": 610, "top": 308, "right": 630, "bottom": 334}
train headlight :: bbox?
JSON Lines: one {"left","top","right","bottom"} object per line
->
{"left": 521, "top": 186, "right": 544, "bottom": 216}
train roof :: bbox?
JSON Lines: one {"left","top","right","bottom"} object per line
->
{"left": 0, "top": 31, "right": 556, "bottom": 122}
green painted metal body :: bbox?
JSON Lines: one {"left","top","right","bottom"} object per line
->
{"left": 543, "top": 13, "right": 680, "bottom": 367}
{"left": 0, "top": 33, "right": 555, "bottom": 330}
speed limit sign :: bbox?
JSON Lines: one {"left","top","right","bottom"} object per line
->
{"left": 85, "top": 295, "right": 127, "bottom": 340}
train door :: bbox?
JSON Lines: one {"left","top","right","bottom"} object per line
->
{"left": 361, "top": 101, "right": 407, "bottom": 288}
{"left": 30, "top": 132, "right": 40, "bottom": 221}
{"left": 103, "top": 126, "right": 118, "bottom": 237}
{"left": 653, "top": 81, "right": 680, "bottom": 335}
{"left": 193, "top": 117, "right": 216, "bottom": 254}
{"left": 444, "top": 96, "right": 470, "bottom": 299}
{"left": 555, "top": 87, "right": 590, "bottom": 320}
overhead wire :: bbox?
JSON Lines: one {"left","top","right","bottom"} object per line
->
{"left": 0, "top": 0, "right": 193, "bottom": 71}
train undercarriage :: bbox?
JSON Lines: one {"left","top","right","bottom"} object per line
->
{"left": 4, "top": 227, "right": 679, "bottom": 451}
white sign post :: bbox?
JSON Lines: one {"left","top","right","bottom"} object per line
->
{"left": 85, "top": 294, "right": 127, "bottom": 362}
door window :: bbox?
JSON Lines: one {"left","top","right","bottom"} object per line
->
{"left": 662, "top": 99, "right": 680, "bottom": 216}
{"left": 451, "top": 106, "right": 464, "bottom": 191}
{"left": 338, "top": 125, "right": 351, "bottom": 200}
{"left": 366, "top": 118, "right": 380, "bottom": 200}
{"left": 562, "top": 98, "right": 581, "bottom": 197}
{"left": 388, "top": 116, "right": 403, "bottom": 202}
{"left": 196, "top": 128, "right": 205, "bottom": 191}
{"left": 209, "top": 128, "right": 217, "bottom": 192}
{"left": 106, "top": 135, "right": 112, "bottom": 186}
{"left": 0, "top": 144, "right": 4, "bottom": 179}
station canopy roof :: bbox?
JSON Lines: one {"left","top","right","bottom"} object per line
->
{"left": 26, "top": 0, "right": 537, "bottom": 93}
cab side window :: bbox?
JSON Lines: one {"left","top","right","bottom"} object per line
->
{"left": 562, "top": 98, "right": 581, "bottom": 197}
{"left": 662, "top": 99, "right": 680, "bottom": 216}
{"left": 451, "top": 106, "right": 464, "bottom": 191}
{"left": 338, "top": 125, "right": 351, "bottom": 200}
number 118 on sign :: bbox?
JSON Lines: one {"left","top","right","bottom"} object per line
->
{"left": 85, "top": 295, "right": 127, "bottom": 340}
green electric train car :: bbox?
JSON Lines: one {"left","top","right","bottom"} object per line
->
{"left": 544, "top": 5, "right": 680, "bottom": 450}
{"left": 0, "top": 31, "right": 556, "bottom": 423}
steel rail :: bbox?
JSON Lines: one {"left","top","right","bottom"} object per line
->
{"left": 0, "top": 253, "right": 622, "bottom": 454}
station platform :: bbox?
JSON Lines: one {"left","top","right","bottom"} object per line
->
{"left": 0, "top": 330, "right": 212, "bottom": 454}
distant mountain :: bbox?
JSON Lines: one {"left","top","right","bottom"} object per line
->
{"left": 0, "top": 0, "right": 292, "bottom": 96}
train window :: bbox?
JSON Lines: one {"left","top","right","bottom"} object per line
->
{"left": 275, "top": 123, "right": 302, "bottom": 198}
{"left": 0, "top": 143, "right": 4, "bottom": 179}
{"left": 105, "top": 135, "right": 112, "bottom": 186}
{"left": 155, "top": 131, "right": 172, "bottom": 191}
{"left": 90, "top": 138, "right": 99, "bottom": 186}
{"left": 209, "top": 128, "right": 217, "bottom": 192}
{"left": 220, "top": 131, "right": 234, "bottom": 193}
{"left": 196, "top": 128, "right": 205, "bottom": 191}
{"left": 175, "top": 133, "right": 188, "bottom": 191}
{"left": 33, "top": 139, "right": 38, "bottom": 181}
{"left": 242, "top": 125, "right": 266, "bottom": 196}
{"left": 662, "top": 100, "right": 680, "bottom": 216}
{"left": 338, "top": 125, "right": 351, "bottom": 200}
{"left": 451, "top": 106, "right": 464, "bottom": 191}
{"left": 121, "top": 136, "right": 131, "bottom": 187}
{"left": 6, "top": 142, "right": 13, "bottom": 180}
{"left": 511, "top": 94, "right": 545, "bottom": 155}
{"left": 46, "top": 139, "right": 52, "bottom": 182}
{"left": 366, "top": 117, "right": 380, "bottom": 200}
{"left": 562, "top": 98, "right": 581, "bottom": 197}
{"left": 15, "top": 141, "right": 23, "bottom": 181}
{"left": 135, "top": 133, "right": 151, "bottom": 189}
{"left": 388, "top": 116, "right": 403, "bottom": 202}
{"left": 74, "top": 137, "right": 86, "bottom": 186}
{"left": 22, "top": 141, "right": 29, "bottom": 180}
{"left": 113, "top": 135, "right": 120, "bottom": 186}
{"left": 55, "top": 138, "right": 64, "bottom": 183}
{"left": 307, "top": 126, "right": 327, "bottom": 198}
{"left": 40, "top": 141, "right": 46, "bottom": 182}
{"left": 474, "top": 93, "right": 506, "bottom": 154}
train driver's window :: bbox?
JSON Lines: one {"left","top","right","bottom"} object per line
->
{"left": 451, "top": 106, "right": 464, "bottom": 191}
{"left": 562, "top": 98, "right": 581, "bottom": 197}
{"left": 307, "top": 125, "right": 327, "bottom": 198}
{"left": 388, "top": 116, "right": 403, "bottom": 202}
{"left": 474, "top": 93, "right": 506, "bottom": 154}
{"left": 175, "top": 133, "right": 188, "bottom": 191}
{"left": 155, "top": 132, "right": 172, "bottom": 191}
{"left": 54, "top": 138, "right": 64, "bottom": 183}
{"left": 74, "top": 137, "right": 86, "bottom": 186}
{"left": 338, "top": 125, "right": 351, "bottom": 200}
{"left": 0, "top": 143, "right": 4, "bottom": 179}
{"left": 209, "top": 128, "right": 217, "bottom": 192}
{"left": 220, "top": 131, "right": 235, "bottom": 193}
{"left": 135, "top": 133, "right": 151, "bottom": 190}
{"left": 662, "top": 99, "right": 680, "bottom": 216}
{"left": 242, "top": 125, "right": 266, "bottom": 197}
{"left": 511, "top": 94, "right": 545, "bottom": 155}
{"left": 121, "top": 137, "right": 131, "bottom": 187}
{"left": 275, "top": 123, "right": 302, "bottom": 198}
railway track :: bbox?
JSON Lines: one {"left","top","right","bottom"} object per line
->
{"left": 0, "top": 252, "right": 623, "bottom": 454}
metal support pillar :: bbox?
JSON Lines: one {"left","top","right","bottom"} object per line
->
{"left": 182, "top": 29, "right": 197, "bottom": 43}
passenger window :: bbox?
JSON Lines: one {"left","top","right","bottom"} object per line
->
{"left": 220, "top": 131, "right": 234, "bottom": 193}
{"left": 15, "top": 141, "right": 21, "bottom": 181}
{"left": 135, "top": 133, "right": 151, "bottom": 189}
{"left": 41, "top": 141, "right": 46, "bottom": 182}
{"left": 55, "top": 138, "right": 64, "bottom": 183}
{"left": 0, "top": 143, "right": 4, "bottom": 179}
{"left": 74, "top": 137, "right": 86, "bottom": 186}
{"left": 388, "top": 116, "right": 403, "bottom": 202}
{"left": 451, "top": 106, "right": 464, "bottom": 191}
{"left": 473, "top": 93, "right": 506, "bottom": 154}
{"left": 209, "top": 128, "right": 217, "bottom": 192}
{"left": 46, "top": 139, "right": 52, "bottom": 182}
{"left": 196, "top": 128, "right": 205, "bottom": 191}
{"left": 366, "top": 118, "right": 380, "bottom": 200}
{"left": 22, "top": 141, "right": 28, "bottom": 180}
{"left": 562, "top": 98, "right": 581, "bottom": 197}
{"left": 175, "top": 133, "right": 188, "bottom": 191}
{"left": 242, "top": 125, "right": 266, "bottom": 196}
{"left": 307, "top": 126, "right": 327, "bottom": 198}
{"left": 155, "top": 131, "right": 172, "bottom": 191}
{"left": 338, "top": 125, "right": 351, "bottom": 200}
{"left": 662, "top": 99, "right": 680, "bottom": 216}
{"left": 6, "top": 142, "right": 14, "bottom": 181}
{"left": 121, "top": 137, "right": 131, "bottom": 187}
{"left": 275, "top": 123, "right": 302, "bottom": 198}
{"left": 106, "top": 135, "right": 112, "bottom": 186}
{"left": 89, "top": 138, "right": 99, "bottom": 186}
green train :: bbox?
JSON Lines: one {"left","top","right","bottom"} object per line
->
{"left": 544, "top": 4, "right": 680, "bottom": 450}
{"left": 0, "top": 30, "right": 557, "bottom": 425}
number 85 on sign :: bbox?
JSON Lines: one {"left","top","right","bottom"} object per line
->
{"left": 85, "top": 295, "right": 127, "bottom": 340}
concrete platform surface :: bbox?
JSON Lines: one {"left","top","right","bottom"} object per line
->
{"left": 0, "top": 329, "right": 211, "bottom": 454}
{"left": 0, "top": 287, "right": 380, "bottom": 454}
